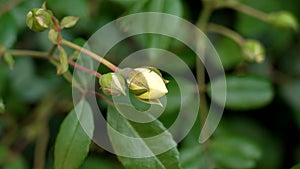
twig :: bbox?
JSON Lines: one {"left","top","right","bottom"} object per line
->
{"left": 225, "top": 2, "right": 269, "bottom": 22}
{"left": 68, "top": 59, "right": 102, "bottom": 78}
{"left": 60, "top": 39, "right": 120, "bottom": 72}
{"left": 206, "top": 23, "right": 245, "bottom": 46}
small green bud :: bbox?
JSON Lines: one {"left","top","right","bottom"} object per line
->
{"left": 268, "top": 11, "right": 298, "bottom": 31}
{"left": 242, "top": 40, "right": 265, "bottom": 63}
{"left": 127, "top": 67, "right": 168, "bottom": 106}
{"left": 99, "top": 73, "right": 126, "bottom": 96}
{"left": 26, "top": 8, "right": 52, "bottom": 32}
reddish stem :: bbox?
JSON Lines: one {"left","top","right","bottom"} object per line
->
{"left": 51, "top": 15, "right": 61, "bottom": 32}
{"left": 89, "top": 91, "right": 113, "bottom": 105}
{"left": 68, "top": 59, "right": 101, "bottom": 78}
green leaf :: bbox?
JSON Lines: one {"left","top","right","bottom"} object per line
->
{"left": 208, "top": 75, "right": 274, "bottom": 110}
{"left": 0, "top": 144, "right": 9, "bottom": 164}
{"left": 123, "top": 0, "right": 183, "bottom": 59}
{"left": 3, "top": 52, "right": 14, "bottom": 70}
{"left": 3, "top": 156, "right": 29, "bottom": 169}
{"left": 107, "top": 105, "right": 182, "bottom": 169}
{"left": 280, "top": 80, "right": 300, "bottom": 129}
{"left": 211, "top": 136, "right": 262, "bottom": 169}
{"left": 9, "top": 58, "right": 53, "bottom": 102}
{"left": 235, "top": 0, "right": 294, "bottom": 52}
{"left": 291, "top": 164, "right": 300, "bottom": 169}
{"left": 80, "top": 156, "right": 125, "bottom": 169}
{"left": 0, "top": 98, "right": 5, "bottom": 114}
{"left": 180, "top": 146, "right": 209, "bottom": 169}
{"left": 0, "top": 12, "right": 18, "bottom": 48}
{"left": 57, "top": 46, "right": 69, "bottom": 74}
{"left": 54, "top": 99, "right": 94, "bottom": 169}
{"left": 214, "top": 37, "right": 243, "bottom": 70}
{"left": 61, "top": 16, "right": 79, "bottom": 28}
{"left": 47, "top": 0, "right": 88, "bottom": 18}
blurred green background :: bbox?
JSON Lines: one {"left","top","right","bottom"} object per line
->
{"left": 0, "top": 0, "right": 300, "bottom": 169}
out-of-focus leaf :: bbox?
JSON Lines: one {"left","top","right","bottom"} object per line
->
{"left": 211, "top": 136, "right": 261, "bottom": 169}
{"left": 0, "top": 63, "right": 8, "bottom": 96}
{"left": 54, "top": 99, "right": 94, "bottom": 169}
{"left": 9, "top": 58, "right": 53, "bottom": 102}
{"left": 107, "top": 105, "right": 182, "bottom": 169}
{"left": 280, "top": 80, "right": 300, "bottom": 129}
{"left": 213, "top": 37, "right": 242, "bottom": 70}
{"left": 3, "top": 156, "right": 29, "bottom": 169}
{"left": 235, "top": 0, "right": 294, "bottom": 52}
{"left": 291, "top": 164, "right": 300, "bottom": 169}
{"left": 208, "top": 75, "right": 274, "bottom": 110}
{"left": 0, "top": 145, "right": 29, "bottom": 169}
{"left": 47, "top": 0, "right": 88, "bottom": 18}
{"left": 180, "top": 146, "right": 211, "bottom": 169}
{"left": 110, "top": 0, "right": 139, "bottom": 8}
{"left": 3, "top": 52, "right": 14, "bottom": 70}
{"left": 216, "top": 117, "right": 283, "bottom": 169}
{"left": 0, "top": 98, "right": 4, "bottom": 114}
{"left": 0, "top": 144, "right": 9, "bottom": 164}
{"left": 122, "top": 0, "right": 182, "bottom": 59}
{"left": 11, "top": 0, "right": 41, "bottom": 29}
{"left": 80, "top": 156, "right": 125, "bottom": 169}
{"left": 280, "top": 80, "right": 300, "bottom": 111}
{"left": 0, "top": 12, "right": 18, "bottom": 48}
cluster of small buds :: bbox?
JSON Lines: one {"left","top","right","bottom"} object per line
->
{"left": 99, "top": 67, "right": 169, "bottom": 106}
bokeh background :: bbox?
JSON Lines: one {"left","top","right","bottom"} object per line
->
{"left": 0, "top": 0, "right": 300, "bottom": 169}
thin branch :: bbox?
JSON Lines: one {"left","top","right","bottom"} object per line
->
{"left": 60, "top": 39, "right": 120, "bottom": 72}
{"left": 7, "top": 49, "right": 102, "bottom": 79}
{"left": 68, "top": 59, "right": 102, "bottom": 78}
{"left": 206, "top": 23, "right": 245, "bottom": 46}
{"left": 225, "top": 2, "right": 269, "bottom": 22}
{"left": 89, "top": 91, "right": 113, "bottom": 105}
{"left": 8, "top": 50, "right": 48, "bottom": 59}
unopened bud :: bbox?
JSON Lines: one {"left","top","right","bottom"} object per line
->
{"left": 99, "top": 73, "right": 126, "bottom": 96}
{"left": 242, "top": 40, "right": 265, "bottom": 63}
{"left": 26, "top": 8, "right": 52, "bottom": 32}
{"left": 127, "top": 67, "right": 168, "bottom": 105}
{"left": 268, "top": 11, "right": 298, "bottom": 31}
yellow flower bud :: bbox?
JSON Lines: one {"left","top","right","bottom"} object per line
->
{"left": 128, "top": 67, "right": 168, "bottom": 101}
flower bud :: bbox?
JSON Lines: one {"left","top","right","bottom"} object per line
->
{"left": 268, "top": 11, "right": 298, "bottom": 31}
{"left": 99, "top": 73, "right": 126, "bottom": 96}
{"left": 127, "top": 67, "right": 168, "bottom": 101}
{"left": 242, "top": 40, "right": 265, "bottom": 63}
{"left": 26, "top": 8, "right": 52, "bottom": 32}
